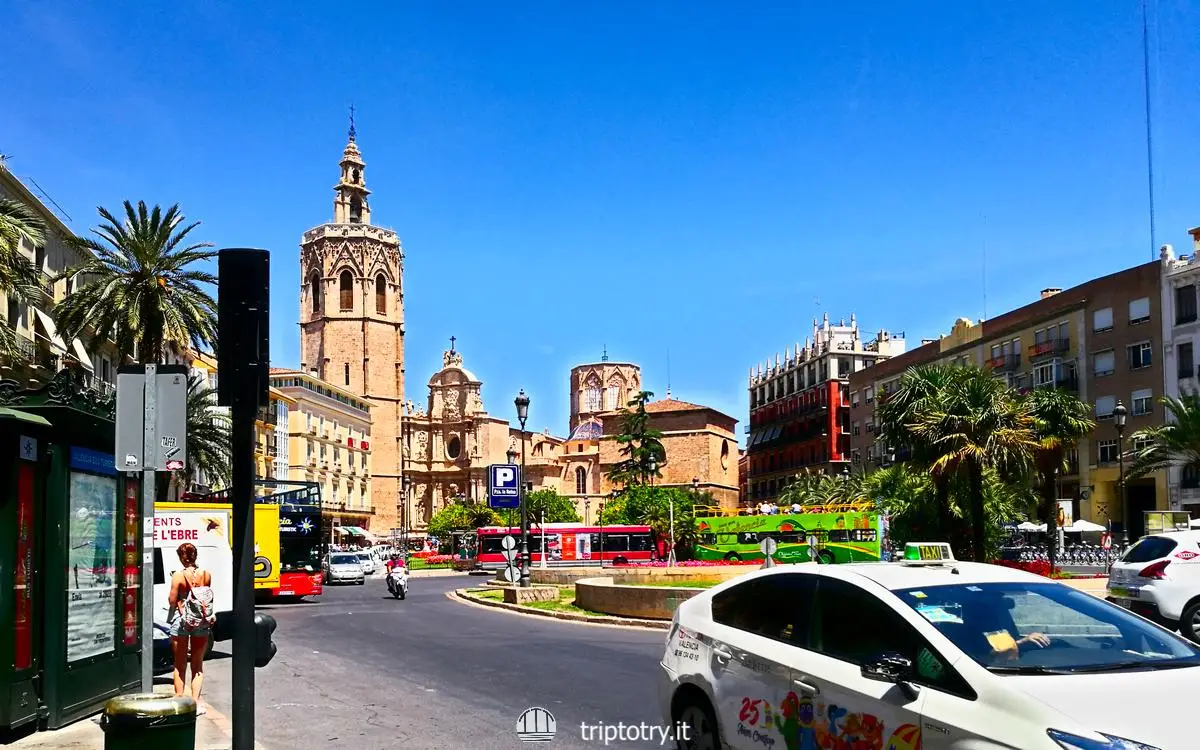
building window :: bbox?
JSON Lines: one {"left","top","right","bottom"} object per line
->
{"left": 1176, "top": 285, "right": 1197, "bottom": 325}
{"left": 339, "top": 270, "right": 353, "bottom": 311}
{"left": 1132, "top": 388, "right": 1153, "bottom": 416}
{"left": 1094, "top": 395, "right": 1115, "bottom": 420}
{"left": 309, "top": 272, "right": 322, "bottom": 313}
{"left": 1032, "top": 362, "right": 1055, "bottom": 388}
{"left": 850, "top": 391, "right": 859, "bottom": 408}
{"left": 1183, "top": 464, "right": 1200, "bottom": 490}
{"left": 575, "top": 467, "right": 587, "bottom": 494}
{"left": 1132, "top": 436, "right": 1151, "bottom": 453}
{"left": 1093, "top": 307, "right": 1113, "bottom": 332}
{"left": 446, "top": 435, "right": 461, "bottom": 460}
{"left": 349, "top": 195, "right": 363, "bottom": 223}
{"left": 344, "top": 363, "right": 350, "bottom": 386}
{"left": 1093, "top": 350, "right": 1115, "bottom": 377}
{"left": 852, "top": 422, "right": 860, "bottom": 436}
{"left": 376, "top": 274, "right": 387, "bottom": 314}
{"left": 1181, "top": 342, "right": 1195, "bottom": 380}
{"left": 585, "top": 381, "right": 602, "bottom": 412}
{"left": 1129, "top": 297, "right": 1151, "bottom": 325}
{"left": 1098, "top": 439, "right": 1118, "bottom": 465}
{"left": 1127, "top": 341, "right": 1152, "bottom": 370}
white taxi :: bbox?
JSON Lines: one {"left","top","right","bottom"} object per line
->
{"left": 1107, "top": 530, "right": 1200, "bottom": 643}
{"left": 660, "top": 543, "right": 1199, "bottom": 750}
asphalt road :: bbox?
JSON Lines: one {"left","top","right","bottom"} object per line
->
{"left": 208, "top": 574, "right": 669, "bottom": 750}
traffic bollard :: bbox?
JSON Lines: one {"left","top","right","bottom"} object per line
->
{"left": 100, "top": 693, "right": 197, "bottom": 750}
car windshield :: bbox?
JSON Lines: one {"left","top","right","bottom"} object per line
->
{"left": 356, "top": 554, "right": 370, "bottom": 561}
{"left": 330, "top": 554, "right": 359, "bottom": 565}
{"left": 895, "top": 582, "right": 1200, "bottom": 673}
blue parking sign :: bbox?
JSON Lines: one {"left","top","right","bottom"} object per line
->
{"left": 488, "top": 464, "right": 521, "bottom": 509}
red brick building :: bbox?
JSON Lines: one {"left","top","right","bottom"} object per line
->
{"left": 746, "top": 314, "right": 905, "bottom": 505}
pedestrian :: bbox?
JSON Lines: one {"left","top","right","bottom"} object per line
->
{"left": 167, "top": 542, "right": 216, "bottom": 711}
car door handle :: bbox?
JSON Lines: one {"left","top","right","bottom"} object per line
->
{"left": 792, "top": 678, "right": 820, "bottom": 697}
{"left": 712, "top": 647, "right": 732, "bottom": 661}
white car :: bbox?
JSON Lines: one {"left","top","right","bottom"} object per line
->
{"left": 356, "top": 552, "right": 377, "bottom": 575}
{"left": 1107, "top": 530, "right": 1200, "bottom": 643}
{"left": 660, "top": 543, "right": 1200, "bottom": 750}
{"left": 324, "top": 553, "right": 366, "bottom": 585}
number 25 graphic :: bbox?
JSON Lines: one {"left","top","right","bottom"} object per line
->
{"left": 739, "top": 698, "right": 761, "bottom": 725}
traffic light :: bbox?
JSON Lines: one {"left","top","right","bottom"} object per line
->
{"left": 253, "top": 613, "right": 278, "bottom": 668}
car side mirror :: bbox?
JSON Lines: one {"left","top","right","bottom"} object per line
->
{"left": 860, "top": 652, "right": 913, "bottom": 684}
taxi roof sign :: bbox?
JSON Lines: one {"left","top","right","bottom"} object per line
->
{"left": 901, "top": 542, "right": 955, "bottom": 565}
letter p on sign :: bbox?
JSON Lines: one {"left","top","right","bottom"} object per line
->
{"left": 496, "top": 467, "right": 515, "bottom": 486}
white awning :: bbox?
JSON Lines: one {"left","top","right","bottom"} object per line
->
{"left": 70, "top": 338, "right": 95, "bottom": 371}
{"left": 31, "top": 308, "right": 68, "bottom": 352}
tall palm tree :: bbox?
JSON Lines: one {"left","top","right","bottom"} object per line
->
{"left": 1129, "top": 394, "right": 1200, "bottom": 478}
{"left": 54, "top": 201, "right": 217, "bottom": 364}
{"left": 0, "top": 198, "right": 48, "bottom": 362}
{"left": 877, "top": 364, "right": 967, "bottom": 548}
{"left": 1024, "top": 388, "right": 1095, "bottom": 573}
{"left": 909, "top": 366, "right": 1038, "bottom": 561}
{"left": 163, "top": 373, "right": 232, "bottom": 499}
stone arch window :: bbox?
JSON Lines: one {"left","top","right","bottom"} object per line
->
{"left": 575, "top": 466, "right": 587, "bottom": 495}
{"left": 605, "top": 376, "right": 624, "bottom": 410}
{"left": 584, "top": 374, "right": 602, "bottom": 412}
{"left": 352, "top": 168, "right": 360, "bottom": 184}
{"left": 349, "top": 195, "right": 363, "bottom": 223}
{"left": 721, "top": 439, "right": 731, "bottom": 470}
{"left": 375, "top": 274, "right": 387, "bottom": 314}
{"left": 339, "top": 270, "right": 353, "bottom": 311}
{"left": 309, "top": 271, "right": 322, "bottom": 313}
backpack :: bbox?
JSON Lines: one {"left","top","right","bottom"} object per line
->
{"left": 180, "top": 569, "right": 216, "bottom": 631}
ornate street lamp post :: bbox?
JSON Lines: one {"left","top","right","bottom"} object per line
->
{"left": 1114, "top": 399, "right": 1128, "bottom": 545}
{"left": 506, "top": 448, "right": 518, "bottom": 530}
{"left": 514, "top": 390, "right": 531, "bottom": 587}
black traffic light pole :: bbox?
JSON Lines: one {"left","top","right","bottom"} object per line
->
{"left": 218, "top": 249, "right": 271, "bottom": 750}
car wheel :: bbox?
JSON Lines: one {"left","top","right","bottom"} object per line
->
{"left": 672, "top": 690, "right": 721, "bottom": 750}
{"left": 818, "top": 550, "right": 836, "bottom": 565}
{"left": 1181, "top": 600, "right": 1200, "bottom": 644}
{"left": 723, "top": 552, "right": 741, "bottom": 562}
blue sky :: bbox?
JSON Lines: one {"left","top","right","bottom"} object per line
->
{"left": 3, "top": 2, "right": 1199, "bottom": 442}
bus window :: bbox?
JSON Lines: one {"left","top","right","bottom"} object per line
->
{"left": 605, "top": 535, "right": 630, "bottom": 552}
{"left": 480, "top": 536, "right": 506, "bottom": 554}
{"left": 779, "top": 532, "right": 801, "bottom": 543}
{"left": 629, "top": 535, "right": 653, "bottom": 552}
{"left": 738, "top": 532, "right": 759, "bottom": 545}
{"left": 828, "top": 530, "right": 850, "bottom": 543}
{"left": 851, "top": 529, "right": 877, "bottom": 542}
{"left": 700, "top": 533, "right": 717, "bottom": 544}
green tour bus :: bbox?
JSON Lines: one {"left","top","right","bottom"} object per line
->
{"left": 694, "top": 504, "right": 883, "bottom": 564}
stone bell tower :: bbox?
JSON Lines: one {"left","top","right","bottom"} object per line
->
{"left": 299, "top": 113, "right": 406, "bottom": 535}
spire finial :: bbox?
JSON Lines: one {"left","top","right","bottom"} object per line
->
{"left": 601, "top": 344, "right": 609, "bottom": 362}
{"left": 449, "top": 335, "right": 456, "bottom": 352}
{"left": 348, "top": 104, "right": 357, "bottom": 142}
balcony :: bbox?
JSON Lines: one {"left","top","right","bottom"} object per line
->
{"left": 1036, "top": 373, "right": 1079, "bottom": 392}
{"left": 8, "top": 332, "right": 36, "bottom": 362}
{"left": 987, "top": 354, "right": 1021, "bottom": 372}
{"left": 1028, "top": 338, "right": 1070, "bottom": 359}
{"left": 256, "top": 404, "right": 278, "bottom": 426}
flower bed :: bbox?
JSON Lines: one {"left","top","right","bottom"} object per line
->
{"left": 612, "top": 560, "right": 760, "bottom": 568}
{"left": 990, "top": 559, "right": 1106, "bottom": 579}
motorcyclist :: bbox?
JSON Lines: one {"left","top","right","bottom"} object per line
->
{"left": 385, "top": 553, "right": 406, "bottom": 574}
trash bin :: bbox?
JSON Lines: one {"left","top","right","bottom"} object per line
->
{"left": 100, "top": 693, "right": 196, "bottom": 749}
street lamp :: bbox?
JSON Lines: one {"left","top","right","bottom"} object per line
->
{"left": 506, "top": 448, "right": 518, "bottom": 530}
{"left": 841, "top": 467, "right": 850, "bottom": 481}
{"left": 1114, "top": 399, "right": 1128, "bottom": 544}
{"left": 402, "top": 475, "right": 412, "bottom": 553}
{"left": 514, "top": 389, "right": 531, "bottom": 587}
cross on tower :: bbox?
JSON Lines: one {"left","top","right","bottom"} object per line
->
{"left": 348, "top": 104, "right": 357, "bottom": 142}
{"left": 449, "top": 335, "right": 456, "bottom": 352}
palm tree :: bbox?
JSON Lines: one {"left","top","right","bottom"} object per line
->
{"left": 0, "top": 198, "right": 48, "bottom": 362}
{"left": 908, "top": 366, "right": 1038, "bottom": 561}
{"left": 164, "top": 373, "right": 232, "bottom": 499}
{"left": 877, "top": 364, "right": 968, "bottom": 548}
{"left": 1024, "top": 388, "right": 1095, "bottom": 573}
{"left": 1129, "top": 394, "right": 1200, "bottom": 479}
{"left": 54, "top": 201, "right": 217, "bottom": 364}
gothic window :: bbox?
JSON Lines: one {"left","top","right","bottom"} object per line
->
{"left": 605, "top": 377, "right": 624, "bottom": 410}
{"left": 585, "top": 378, "right": 602, "bottom": 412}
{"left": 349, "top": 196, "right": 362, "bottom": 223}
{"left": 339, "top": 270, "right": 353, "bottom": 311}
{"left": 575, "top": 467, "right": 587, "bottom": 494}
{"left": 376, "top": 274, "right": 387, "bottom": 314}
{"left": 309, "top": 271, "right": 321, "bottom": 313}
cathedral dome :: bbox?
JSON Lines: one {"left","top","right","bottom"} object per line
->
{"left": 568, "top": 418, "right": 603, "bottom": 441}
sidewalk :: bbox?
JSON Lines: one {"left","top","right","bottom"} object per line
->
{"left": 3, "top": 648, "right": 264, "bottom": 750}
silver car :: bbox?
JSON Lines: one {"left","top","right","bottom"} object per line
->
{"left": 325, "top": 553, "right": 366, "bottom": 585}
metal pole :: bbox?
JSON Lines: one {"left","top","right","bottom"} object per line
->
{"left": 140, "top": 364, "right": 156, "bottom": 692}
{"left": 540, "top": 511, "right": 547, "bottom": 569}
{"left": 668, "top": 495, "right": 676, "bottom": 568}
{"left": 1118, "top": 432, "right": 1127, "bottom": 545}
{"left": 230, "top": 386, "right": 256, "bottom": 750}
{"left": 519, "top": 430, "right": 531, "bottom": 587}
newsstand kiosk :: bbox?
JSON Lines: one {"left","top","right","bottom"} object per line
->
{"left": 0, "top": 371, "right": 143, "bottom": 733}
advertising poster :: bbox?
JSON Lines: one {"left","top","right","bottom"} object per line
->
{"left": 152, "top": 506, "right": 234, "bottom": 628}
{"left": 66, "top": 471, "right": 118, "bottom": 663}
{"left": 253, "top": 504, "right": 281, "bottom": 589}
{"left": 577, "top": 533, "right": 592, "bottom": 560}
{"left": 561, "top": 533, "right": 577, "bottom": 562}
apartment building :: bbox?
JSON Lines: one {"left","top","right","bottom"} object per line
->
{"left": 849, "top": 261, "right": 1167, "bottom": 539}
{"left": 270, "top": 369, "right": 374, "bottom": 541}
{"left": 746, "top": 313, "right": 906, "bottom": 504}
{"left": 0, "top": 164, "right": 120, "bottom": 391}
{"left": 1158, "top": 230, "right": 1200, "bottom": 517}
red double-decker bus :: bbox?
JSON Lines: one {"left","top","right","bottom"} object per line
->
{"left": 475, "top": 523, "right": 657, "bottom": 569}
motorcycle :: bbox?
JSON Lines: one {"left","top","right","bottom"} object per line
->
{"left": 386, "top": 565, "right": 409, "bottom": 600}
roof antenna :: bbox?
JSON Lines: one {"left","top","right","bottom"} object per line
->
{"left": 601, "top": 344, "right": 609, "bottom": 362}
{"left": 666, "top": 348, "right": 672, "bottom": 399}
{"left": 348, "top": 103, "right": 357, "bottom": 142}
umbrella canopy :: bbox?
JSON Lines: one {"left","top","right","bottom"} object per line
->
{"left": 1017, "top": 521, "right": 1047, "bottom": 532}
{"left": 1068, "top": 519, "right": 1107, "bottom": 532}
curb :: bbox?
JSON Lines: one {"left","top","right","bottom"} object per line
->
{"left": 449, "top": 588, "right": 669, "bottom": 631}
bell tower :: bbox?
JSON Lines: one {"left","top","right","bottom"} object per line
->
{"left": 299, "top": 113, "right": 406, "bottom": 535}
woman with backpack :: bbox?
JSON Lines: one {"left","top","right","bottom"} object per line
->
{"left": 168, "top": 542, "right": 216, "bottom": 709}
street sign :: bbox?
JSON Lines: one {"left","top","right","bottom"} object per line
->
{"left": 807, "top": 535, "right": 818, "bottom": 561}
{"left": 1101, "top": 533, "right": 1112, "bottom": 550}
{"left": 760, "top": 537, "right": 777, "bottom": 556}
{"left": 115, "top": 365, "right": 189, "bottom": 472}
{"left": 502, "top": 535, "right": 517, "bottom": 551}
{"left": 488, "top": 464, "right": 521, "bottom": 509}
{"left": 501, "top": 535, "right": 520, "bottom": 582}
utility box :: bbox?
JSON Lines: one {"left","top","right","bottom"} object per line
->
{"left": 0, "top": 370, "right": 143, "bottom": 731}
